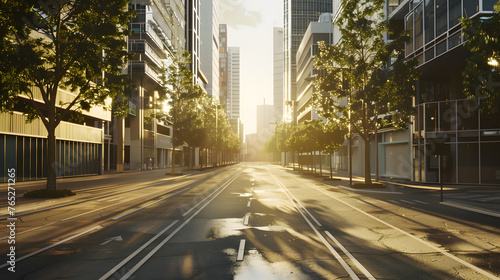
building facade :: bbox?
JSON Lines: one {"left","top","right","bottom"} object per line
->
{"left": 0, "top": 96, "right": 109, "bottom": 182}
{"left": 200, "top": 0, "right": 220, "bottom": 99}
{"left": 122, "top": 0, "right": 186, "bottom": 171}
{"left": 295, "top": 14, "right": 334, "bottom": 124}
{"left": 284, "top": 0, "right": 333, "bottom": 124}
{"left": 389, "top": 0, "right": 500, "bottom": 184}
{"left": 219, "top": 24, "right": 228, "bottom": 112}
{"left": 227, "top": 47, "right": 241, "bottom": 119}
{"left": 273, "top": 27, "right": 285, "bottom": 122}
{"left": 186, "top": 0, "right": 201, "bottom": 84}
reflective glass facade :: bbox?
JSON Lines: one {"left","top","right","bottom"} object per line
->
{"left": 405, "top": 0, "right": 495, "bottom": 65}
{"left": 392, "top": 0, "right": 500, "bottom": 184}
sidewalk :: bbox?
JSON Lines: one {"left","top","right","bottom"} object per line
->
{"left": 0, "top": 165, "right": 222, "bottom": 218}
{"left": 280, "top": 164, "right": 500, "bottom": 218}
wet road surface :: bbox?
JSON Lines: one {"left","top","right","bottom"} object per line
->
{"left": 1, "top": 162, "right": 499, "bottom": 279}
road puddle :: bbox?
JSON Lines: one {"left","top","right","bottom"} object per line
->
{"left": 233, "top": 249, "right": 309, "bottom": 279}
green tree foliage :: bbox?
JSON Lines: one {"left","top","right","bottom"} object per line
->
{"left": 313, "top": 0, "right": 418, "bottom": 184}
{"left": 158, "top": 51, "right": 204, "bottom": 173}
{"left": 263, "top": 122, "right": 292, "bottom": 156}
{"left": 285, "top": 120, "right": 345, "bottom": 155}
{"left": 462, "top": 2, "right": 500, "bottom": 110}
{"left": 0, "top": 0, "right": 132, "bottom": 190}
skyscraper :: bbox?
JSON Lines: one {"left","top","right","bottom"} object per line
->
{"left": 273, "top": 27, "right": 284, "bottom": 122}
{"left": 186, "top": 0, "right": 201, "bottom": 84}
{"left": 219, "top": 24, "right": 228, "bottom": 112}
{"left": 284, "top": 0, "right": 332, "bottom": 124}
{"left": 227, "top": 47, "right": 240, "bottom": 119}
{"left": 200, "top": 0, "right": 220, "bottom": 99}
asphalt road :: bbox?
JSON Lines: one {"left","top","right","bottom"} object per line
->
{"left": 0, "top": 162, "right": 499, "bottom": 279}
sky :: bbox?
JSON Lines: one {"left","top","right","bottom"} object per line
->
{"left": 219, "top": 0, "right": 284, "bottom": 136}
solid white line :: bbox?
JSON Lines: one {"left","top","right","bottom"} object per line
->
{"left": 306, "top": 183, "right": 500, "bottom": 280}
{"left": 237, "top": 239, "right": 246, "bottom": 261}
{"left": 400, "top": 200, "right": 416, "bottom": 205}
{"left": 413, "top": 200, "right": 429, "bottom": 205}
{"left": 271, "top": 174, "right": 360, "bottom": 280}
{"left": 112, "top": 188, "right": 189, "bottom": 220}
{"left": 0, "top": 225, "right": 102, "bottom": 269}
{"left": 247, "top": 200, "right": 251, "bottom": 208}
{"left": 388, "top": 200, "right": 401, "bottom": 204}
{"left": 441, "top": 201, "right": 500, "bottom": 218}
{"left": 0, "top": 176, "right": 190, "bottom": 220}
{"left": 325, "top": 231, "right": 376, "bottom": 280}
{"left": 113, "top": 171, "right": 242, "bottom": 280}
{"left": 98, "top": 220, "right": 179, "bottom": 280}
{"left": 243, "top": 214, "right": 249, "bottom": 226}
{"left": 276, "top": 178, "right": 322, "bottom": 227}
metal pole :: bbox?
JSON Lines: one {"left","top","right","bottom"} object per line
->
{"left": 439, "top": 155, "right": 443, "bottom": 202}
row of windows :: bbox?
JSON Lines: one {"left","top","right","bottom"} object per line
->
{"left": 0, "top": 135, "right": 101, "bottom": 182}
{"left": 405, "top": 0, "right": 496, "bottom": 57}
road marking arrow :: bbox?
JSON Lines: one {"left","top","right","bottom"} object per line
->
{"left": 100, "top": 236, "right": 123, "bottom": 246}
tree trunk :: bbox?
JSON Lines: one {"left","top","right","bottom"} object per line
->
{"left": 375, "top": 123, "right": 379, "bottom": 182}
{"left": 46, "top": 125, "right": 57, "bottom": 190}
{"left": 364, "top": 136, "right": 372, "bottom": 184}
{"left": 319, "top": 151, "right": 322, "bottom": 177}
{"left": 330, "top": 154, "right": 333, "bottom": 179}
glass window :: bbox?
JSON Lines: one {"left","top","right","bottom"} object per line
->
{"left": 464, "top": 0, "right": 479, "bottom": 18}
{"left": 436, "top": 39, "right": 447, "bottom": 56}
{"left": 0, "top": 135, "right": 3, "bottom": 181}
{"left": 481, "top": 142, "right": 500, "bottom": 184}
{"left": 425, "top": 47, "right": 435, "bottom": 61}
{"left": 440, "top": 101, "right": 456, "bottom": 131}
{"left": 405, "top": 13, "right": 414, "bottom": 55}
{"left": 449, "top": 0, "right": 461, "bottom": 28}
{"left": 457, "top": 99, "right": 479, "bottom": 130}
{"left": 458, "top": 143, "right": 479, "bottom": 183}
{"left": 24, "top": 138, "right": 30, "bottom": 180}
{"left": 442, "top": 143, "right": 457, "bottom": 183}
{"left": 425, "top": 0, "right": 435, "bottom": 43}
{"left": 17, "top": 137, "right": 23, "bottom": 180}
{"left": 448, "top": 31, "right": 462, "bottom": 49}
{"left": 480, "top": 106, "right": 500, "bottom": 129}
{"left": 425, "top": 103, "right": 438, "bottom": 132}
{"left": 414, "top": 4, "right": 424, "bottom": 49}
{"left": 436, "top": 0, "right": 447, "bottom": 37}
{"left": 483, "top": 0, "right": 498, "bottom": 11}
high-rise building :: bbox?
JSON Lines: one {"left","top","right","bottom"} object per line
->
{"left": 219, "top": 24, "right": 228, "bottom": 112}
{"left": 123, "top": 0, "right": 185, "bottom": 171}
{"left": 200, "top": 0, "right": 220, "bottom": 99}
{"left": 284, "top": 0, "right": 332, "bottom": 124}
{"left": 296, "top": 14, "right": 333, "bottom": 124}
{"left": 186, "top": 0, "right": 201, "bottom": 84}
{"left": 273, "top": 27, "right": 284, "bottom": 122}
{"left": 257, "top": 102, "right": 275, "bottom": 140}
{"left": 227, "top": 47, "right": 241, "bottom": 119}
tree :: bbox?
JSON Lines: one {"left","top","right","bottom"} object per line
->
{"left": 0, "top": 0, "right": 132, "bottom": 190}
{"left": 314, "top": 0, "right": 418, "bottom": 184}
{"left": 462, "top": 1, "right": 500, "bottom": 110}
{"left": 158, "top": 51, "right": 204, "bottom": 175}
{"left": 285, "top": 120, "right": 324, "bottom": 172}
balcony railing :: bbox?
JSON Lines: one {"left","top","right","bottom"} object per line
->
{"left": 128, "top": 61, "right": 161, "bottom": 84}
{"left": 128, "top": 40, "right": 165, "bottom": 68}
{"left": 129, "top": 20, "right": 174, "bottom": 54}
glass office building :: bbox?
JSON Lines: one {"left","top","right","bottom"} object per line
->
{"left": 389, "top": 0, "right": 500, "bottom": 184}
